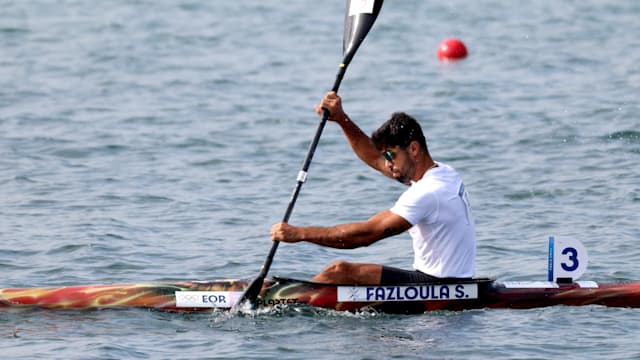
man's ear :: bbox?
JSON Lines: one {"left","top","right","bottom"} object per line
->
{"left": 409, "top": 140, "right": 420, "bottom": 157}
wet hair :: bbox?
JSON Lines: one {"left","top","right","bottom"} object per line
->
{"left": 371, "top": 112, "right": 428, "bottom": 151}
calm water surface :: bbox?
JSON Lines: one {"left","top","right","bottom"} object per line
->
{"left": 1, "top": 1, "right": 640, "bottom": 359}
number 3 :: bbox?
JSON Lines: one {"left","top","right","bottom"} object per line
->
{"left": 561, "top": 247, "right": 579, "bottom": 272}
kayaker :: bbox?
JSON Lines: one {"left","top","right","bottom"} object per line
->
{"left": 270, "top": 91, "right": 476, "bottom": 284}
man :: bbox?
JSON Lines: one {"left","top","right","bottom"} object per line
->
{"left": 270, "top": 92, "right": 476, "bottom": 285}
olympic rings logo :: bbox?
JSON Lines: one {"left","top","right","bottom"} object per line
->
{"left": 177, "top": 293, "right": 199, "bottom": 302}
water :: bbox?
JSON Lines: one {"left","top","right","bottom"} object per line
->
{"left": 1, "top": 0, "right": 640, "bottom": 358}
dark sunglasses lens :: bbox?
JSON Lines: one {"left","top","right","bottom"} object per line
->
{"left": 382, "top": 150, "right": 394, "bottom": 162}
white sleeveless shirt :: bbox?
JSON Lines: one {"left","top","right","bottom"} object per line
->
{"left": 390, "top": 162, "right": 476, "bottom": 278}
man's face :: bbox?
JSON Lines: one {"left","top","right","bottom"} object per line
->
{"left": 381, "top": 145, "right": 415, "bottom": 185}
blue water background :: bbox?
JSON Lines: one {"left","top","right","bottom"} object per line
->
{"left": 1, "top": 0, "right": 640, "bottom": 359}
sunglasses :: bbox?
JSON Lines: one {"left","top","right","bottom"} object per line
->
{"left": 381, "top": 149, "right": 396, "bottom": 162}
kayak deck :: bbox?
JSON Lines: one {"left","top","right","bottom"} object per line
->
{"left": 2, "top": 277, "right": 640, "bottom": 314}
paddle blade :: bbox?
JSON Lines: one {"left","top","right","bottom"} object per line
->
{"left": 239, "top": 275, "right": 265, "bottom": 306}
{"left": 342, "top": 0, "right": 383, "bottom": 67}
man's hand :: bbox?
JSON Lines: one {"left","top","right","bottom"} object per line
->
{"left": 270, "top": 222, "right": 302, "bottom": 243}
{"left": 315, "top": 91, "right": 347, "bottom": 122}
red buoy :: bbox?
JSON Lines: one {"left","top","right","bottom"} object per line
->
{"left": 437, "top": 38, "right": 468, "bottom": 61}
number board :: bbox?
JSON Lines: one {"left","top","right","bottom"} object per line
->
{"left": 548, "top": 236, "right": 589, "bottom": 282}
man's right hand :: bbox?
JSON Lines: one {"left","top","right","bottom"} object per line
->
{"left": 270, "top": 222, "right": 302, "bottom": 243}
{"left": 315, "top": 91, "right": 347, "bottom": 122}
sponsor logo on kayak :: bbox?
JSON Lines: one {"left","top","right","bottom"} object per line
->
{"left": 175, "top": 291, "right": 243, "bottom": 308}
{"left": 337, "top": 284, "right": 478, "bottom": 302}
{"left": 256, "top": 298, "right": 300, "bottom": 306}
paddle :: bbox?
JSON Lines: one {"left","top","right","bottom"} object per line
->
{"left": 238, "top": 0, "right": 384, "bottom": 307}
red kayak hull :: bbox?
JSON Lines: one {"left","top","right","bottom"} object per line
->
{"left": 2, "top": 277, "right": 640, "bottom": 314}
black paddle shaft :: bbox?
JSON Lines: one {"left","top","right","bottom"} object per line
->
{"left": 240, "top": 0, "right": 383, "bottom": 305}
{"left": 256, "top": 68, "right": 345, "bottom": 276}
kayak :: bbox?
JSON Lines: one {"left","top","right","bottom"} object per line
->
{"left": 2, "top": 276, "right": 640, "bottom": 314}
{"left": 2, "top": 238, "right": 633, "bottom": 314}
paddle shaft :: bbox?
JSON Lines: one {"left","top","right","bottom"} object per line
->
{"left": 257, "top": 68, "right": 347, "bottom": 279}
{"left": 238, "top": 66, "right": 350, "bottom": 304}
{"left": 240, "top": 0, "right": 383, "bottom": 305}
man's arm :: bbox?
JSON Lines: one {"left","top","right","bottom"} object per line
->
{"left": 270, "top": 210, "right": 412, "bottom": 249}
{"left": 317, "top": 92, "right": 388, "bottom": 175}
